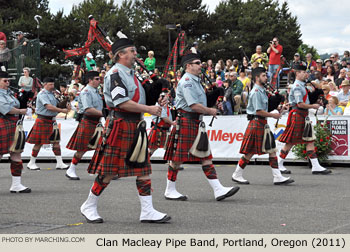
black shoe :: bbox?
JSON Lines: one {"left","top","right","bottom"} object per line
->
{"left": 164, "top": 195, "right": 188, "bottom": 201}
{"left": 232, "top": 178, "right": 250, "bottom": 184}
{"left": 274, "top": 178, "right": 295, "bottom": 185}
{"left": 10, "top": 187, "right": 32, "bottom": 193}
{"left": 141, "top": 215, "right": 171, "bottom": 223}
{"left": 312, "top": 169, "right": 332, "bottom": 175}
{"left": 280, "top": 170, "right": 291, "bottom": 174}
{"left": 112, "top": 175, "right": 119, "bottom": 180}
{"left": 178, "top": 166, "right": 184, "bottom": 170}
{"left": 81, "top": 213, "right": 104, "bottom": 223}
{"left": 216, "top": 186, "right": 240, "bottom": 201}
{"left": 65, "top": 174, "right": 80, "bottom": 180}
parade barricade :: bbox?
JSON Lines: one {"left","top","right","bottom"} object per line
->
{"left": 18, "top": 115, "right": 350, "bottom": 163}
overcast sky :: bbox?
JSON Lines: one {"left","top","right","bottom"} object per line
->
{"left": 48, "top": 0, "right": 350, "bottom": 55}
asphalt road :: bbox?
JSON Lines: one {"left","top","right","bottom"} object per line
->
{"left": 0, "top": 161, "right": 349, "bottom": 234}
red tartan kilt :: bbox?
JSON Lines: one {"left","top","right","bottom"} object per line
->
{"left": 148, "top": 127, "right": 168, "bottom": 149}
{"left": 240, "top": 118, "right": 267, "bottom": 155}
{"left": 88, "top": 118, "right": 151, "bottom": 177}
{"left": 26, "top": 118, "right": 54, "bottom": 145}
{"left": 0, "top": 117, "right": 17, "bottom": 155}
{"left": 164, "top": 117, "right": 212, "bottom": 162}
{"left": 66, "top": 118, "right": 98, "bottom": 151}
{"left": 279, "top": 110, "right": 311, "bottom": 144}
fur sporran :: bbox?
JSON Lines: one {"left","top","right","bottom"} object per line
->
{"left": 49, "top": 121, "right": 60, "bottom": 143}
{"left": 302, "top": 116, "right": 316, "bottom": 141}
{"left": 87, "top": 122, "right": 104, "bottom": 149}
{"left": 262, "top": 124, "right": 277, "bottom": 153}
{"left": 125, "top": 120, "right": 148, "bottom": 167}
{"left": 9, "top": 120, "right": 26, "bottom": 153}
{"left": 189, "top": 121, "right": 211, "bottom": 158}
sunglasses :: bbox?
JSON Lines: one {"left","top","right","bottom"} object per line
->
{"left": 2, "top": 79, "right": 9, "bottom": 83}
{"left": 93, "top": 77, "right": 100, "bottom": 80}
{"left": 190, "top": 61, "right": 201, "bottom": 65}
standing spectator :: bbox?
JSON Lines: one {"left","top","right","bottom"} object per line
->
{"left": 84, "top": 53, "right": 96, "bottom": 71}
{"left": 336, "top": 68, "right": 347, "bottom": 87}
{"left": 342, "top": 51, "right": 350, "bottom": 62}
{"left": 334, "top": 62, "right": 341, "bottom": 80}
{"left": 228, "top": 72, "right": 243, "bottom": 114}
{"left": 215, "top": 63, "right": 225, "bottom": 81}
{"left": 144, "top": 50, "right": 156, "bottom": 72}
{"left": 251, "top": 45, "right": 268, "bottom": 69}
{"left": 0, "top": 40, "right": 11, "bottom": 71}
{"left": 324, "top": 96, "right": 342, "bottom": 116}
{"left": 288, "top": 53, "right": 303, "bottom": 83}
{"left": 223, "top": 80, "right": 234, "bottom": 115}
{"left": 207, "top": 59, "right": 213, "bottom": 71}
{"left": 14, "top": 31, "right": 28, "bottom": 71}
{"left": 18, "top": 67, "right": 33, "bottom": 91}
{"left": 0, "top": 32, "right": 6, "bottom": 43}
{"left": 239, "top": 71, "right": 251, "bottom": 107}
{"left": 328, "top": 81, "right": 339, "bottom": 96}
{"left": 325, "top": 65, "right": 335, "bottom": 82}
{"left": 59, "top": 83, "right": 68, "bottom": 96}
{"left": 208, "top": 70, "right": 217, "bottom": 83}
{"left": 232, "top": 59, "right": 241, "bottom": 73}
{"left": 267, "top": 37, "right": 283, "bottom": 84}
{"left": 305, "top": 53, "right": 317, "bottom": 71}
{"left": 333, "top": 52, "right": 341, "bottom": 64}
{"left": 337, "top": 80, "right": 350, "bottom": 107}
{"left": 225, "top": 59, "right": 233, "bottom": 72}
{"left": 315, "top": 59, "right": 327, "bottom": 75}
{"left": 240, "top": 57, "right": 250, "bottom": 73}
{"left": 341, "top": 58, "right": 347, "bottom": 69}
{"left": 324, "top": 59, "right": 332, "bottom": 68}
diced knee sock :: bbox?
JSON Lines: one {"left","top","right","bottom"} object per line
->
{"left": 10, "top": 160, "right": 23, "bottom": 176}
{"left": 202, "top": 164, "right": 217, "bottom": 180}
{"left": 167, "top": 165, "right": 179, "bottom": 182}
{"left": 72, "top": 153, "right": 81, "bottom": 165}
{"left": 91, "top": 176, "right": 109, "bottom": 196}
{"left": 306, "top": 150, "right": 317, "bottom": 159}
{"left": 53, "top": 146, "right": 61, "bottom": 156}
{"left": 238, "top": 156, "right": 250, "bottom": 169}
{"left": 269, "top": 156, "right": 278, "bottom": 169}
{"left": 136, "top": 179, "right": 151, "bottom": 196}
{"left": 32, "top": 149, "right": 40, "bottom": 157}
{"left": 280, "top": 149, "right": 289, "bottom": 159}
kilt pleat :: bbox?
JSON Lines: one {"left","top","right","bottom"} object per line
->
{"left": 148, "top": 127, "right": 168, "bottom": 149}
{"left": 240, "top": 119, "right": 266, "bottom": 155}
{"left": 66, "top": 118, "right": 98, "bottom": 151}
{"left": 279, "top": 110, "right": 311, "bottom": 144}
{"left": 87, "top": 117, "right": 151, "bottom": 177}
{"left": 164, "top": 117, "right": 212, "bottom": 162}
{"left": 0, "top": 117, "right": 17, "bottom": 155}
{"left": 26, "top": 118, "right": 53, "bottom": 145}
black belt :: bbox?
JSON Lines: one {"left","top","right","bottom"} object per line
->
{"left": 0, "top": 113, "right": 18, "bottom": 120}
{"left": 83, "top": 114, "right": 100, "bottom": 122}
{"left": 37, "top": 114, "right": 54, "bottom": 120}
{"left": 247, "top": 114, "right": 266, "bottom": 121}
{"left": 178, "top": 111, "right": 200, "bottom": 120}
{"left": 111, "top": 110, "right": 141, "bottom": 121}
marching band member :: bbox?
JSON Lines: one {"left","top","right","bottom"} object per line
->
{"left": 80, "top": 38, "right": 171, "bottom": 224}
{"left": 0, "top": 71, "right": 31, "bottom": 193}
{"left": 148, "top": 93, "right": 175, "bottom": 156}
{"left": 278, "top": 64, "right": 332, "bottom": 175}
{"left": 65, "top": 71, "right": 103, "bottom": 180}
{"left": 26, "top": 77, "right": 70, "bottom": 170}
{"left": 232, "top": 67, "right": 294, "bottom": 185}
{"left": 163, "top": 53, "right": 240, "bottom": 201}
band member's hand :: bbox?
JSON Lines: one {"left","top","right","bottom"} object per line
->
{"left": 148, "top": 106, "right": 162, "bottom": 116}
{"left": 171, "top": 121, "right": 176, "bottom": 126}
{"left": 312, "top": 104, "right": 320, "bottom": 110}
{"left": 326, "top": 104, "right": 330, "bottom": 110}
{"left": 19, "top": 108, "right": 27, "bottom": 115}
{"left": 61, "top": 108, "right": 69, "bottom": 114}
{"left": 158, "top": 96, "right": 166, "bottom": 107}
{"left": 66, "top": 102, "right": 72, "bottom": 111}
{"left": 208, "top": 108, "right": 217, "bottom": 117}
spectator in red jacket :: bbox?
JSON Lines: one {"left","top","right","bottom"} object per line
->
{"left": 0, "top": 32, "right": 6, "bottom": 43}
{"left": 267, "top": 37, "right": 283, "bottom": 85}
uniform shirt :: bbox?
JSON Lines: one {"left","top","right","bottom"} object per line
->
{"left": 104, "top": 63, "right": 146, "bottom": 108}
{"left": 78, "top": 84, "right": 103, "bottom": 114}
{"left": 246, "top": 84, "right": 268, "bottom": 115}
{"left": 175, "top": 72, "right": 207, "bottom": 112}
{"left": 151, "top": 103, "right": 172, "bottom": 122}
{"left": 36, "top": 88, "right": 58, "bottom": 117}
{"left": 0, "top": 88, "right": 20, "bottom": 115}
{"left": 289, "top": 79, "right": 310, "bottom": 107}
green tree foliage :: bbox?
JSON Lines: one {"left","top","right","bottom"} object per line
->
{"left": 205, "top": 0, "right": 302, "bottom": 62}
{"left": 0, "top": 0, "right": 307, "bottom": 78}
{"left": 297, "top": 43, "right": 320, "bottom": 61}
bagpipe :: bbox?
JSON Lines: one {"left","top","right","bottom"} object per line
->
{"left": 53, "top": 89, "right": 70, "bottom": 109}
